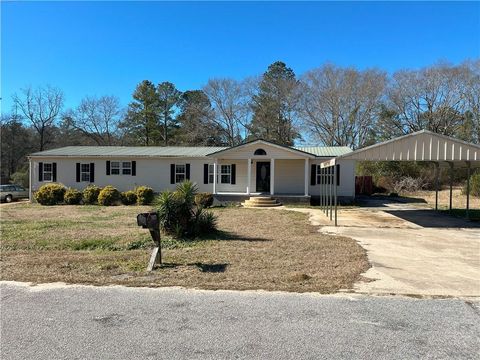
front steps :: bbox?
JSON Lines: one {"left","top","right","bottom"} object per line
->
{"left": 242, "top": 196, "right": 283, "bottom": 208}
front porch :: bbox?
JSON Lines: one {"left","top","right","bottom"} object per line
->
{"left": 211, "top": 158, "right": 311, "bottom": 196}
{"left": 213, "top": 192, "right": 312, "bottom": 205}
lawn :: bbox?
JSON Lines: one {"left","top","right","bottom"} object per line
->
{"left": 0, "top": 203, "right": 369, "bottom": 293}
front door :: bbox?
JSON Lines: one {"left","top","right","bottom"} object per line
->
{"left": 256, "top": 162, "right": 270, "bottom": 193}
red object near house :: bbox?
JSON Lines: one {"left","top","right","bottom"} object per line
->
{"left": 355, "top": 176, "right": 373, "bottom": 195}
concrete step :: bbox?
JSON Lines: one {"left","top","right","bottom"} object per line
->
{"left": 242, "top": 201, "right": 283, "bottom": 208}
{"left": 243, "top": 196, "right": 283, "bottom": 208}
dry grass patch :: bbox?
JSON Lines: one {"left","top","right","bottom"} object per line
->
{"left": 1, "top": 204, "right": 369, "bottom": 293}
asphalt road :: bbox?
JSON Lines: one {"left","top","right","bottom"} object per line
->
{"left": 1, "top": 282, "right": 479, "bottom": 360}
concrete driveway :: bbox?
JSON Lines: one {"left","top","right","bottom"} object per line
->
{"left": 292, "top": 199, "right": 480, "bottom": 297}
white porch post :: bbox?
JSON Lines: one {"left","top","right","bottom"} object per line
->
{"left": 270, "top": 158, "right": 275, "bottom": 195}
{"left": 247, "top": 158, "right": 251, "bottom": 195}
{"left": 213, "top": 159, "right": 218, "bottom": 195}
{"left": 304, "top": 158, "right": 309, "bottom": 196}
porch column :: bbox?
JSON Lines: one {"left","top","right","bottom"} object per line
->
{"left": 247, "top": 158, "right": 251, "bottom": 195}
{"left": 304, "top": 158, "right": 309, "bottom": 196}
{"left": 213, "top": 159, "right": 218, "bottom": 195}
{"left": 270, "top": 158, "right": 275, "bottom": 195}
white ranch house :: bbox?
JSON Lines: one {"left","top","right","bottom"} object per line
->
{"left": 28, "top": 139, "right": 355, "bottom": 203}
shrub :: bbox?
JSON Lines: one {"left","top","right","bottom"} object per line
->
{"left": 98, "top": 185, "right": 121, "bottom": 206}
{"left": 64, "top": 188, "right": 83, "bottom": 205}
{"left": 83, "top": 185, "right": 101, "bottom": 204}
{"left": 195, "top": 192, "right": 214, "bottom": 208}
{"left": 136, "top": 186, "right": 154, "bottom": 205}
{"left": 11, "top": 171, "right": 29, "bottom": 188}
{"left": 156, "top": 180, "right": 217, "bottom": 238}
{"left": 121, "top": 190, "right": 137, "bottom": 205}
{"left": 34, "top": 183, "right": 66, "bottom": 205}
{"left": 393, "top": 176, "right": 428, "bottom": 194}
{"left": 463, "top": 173, "right": 480, "bottom": 197}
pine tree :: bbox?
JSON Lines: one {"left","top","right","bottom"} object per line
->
{"left": 157, "top": 82, "right": 182, "bottom": 145}
{"left": 250, "top": 61, "right": 300, "bottom": 145}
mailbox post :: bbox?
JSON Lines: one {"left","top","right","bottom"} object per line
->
{"left": 137, "top": 211, "right": 161, "bottom": 271}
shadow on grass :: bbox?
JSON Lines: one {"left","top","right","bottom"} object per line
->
{"left": 196, "top": 230, "right": 270, "bottom": 242}
{"left": 153, "top": 262, "right": 228, "bottom": 273}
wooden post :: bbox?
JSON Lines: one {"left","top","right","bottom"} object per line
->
{"left": 147, "top": 228, "right": 161, "bottom": 271}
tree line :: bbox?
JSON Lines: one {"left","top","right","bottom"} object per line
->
{"left": 1, "top": 59, "right": 479, "bottom": 184}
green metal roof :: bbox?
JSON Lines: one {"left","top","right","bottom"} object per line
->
{"left": 30, "top": 146, "right": 229, "bottom": 158}
{"left": 294, "top": 146, "right": 352, "bottom": 157}
{"left": 30, "top": 145, "right": 352, "bottom": 158}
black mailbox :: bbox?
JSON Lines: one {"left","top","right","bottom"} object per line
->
{"left": 137, "top": 211, "right": 162, "bottom": 270}
{"left": 137, "top": 212, "right": 159, "bottom": 229}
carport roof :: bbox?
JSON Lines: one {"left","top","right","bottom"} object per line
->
{"left": 323, "top": 130, "right": 480, "bottom": 167}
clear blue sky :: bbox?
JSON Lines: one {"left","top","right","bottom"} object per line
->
{"left": 1, "top": 1, "right": 479, "bottom": 114}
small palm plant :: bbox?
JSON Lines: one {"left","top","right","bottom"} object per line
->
{"left": 156, "top": 181, "right": 217, "bottom": 238}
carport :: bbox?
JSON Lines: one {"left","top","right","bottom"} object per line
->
{"left": 319, "top": 130, "right": 480, "bottom": 226}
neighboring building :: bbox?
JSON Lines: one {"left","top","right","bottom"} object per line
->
{"left": 28, "top": 139, "right": 355, "bottom": 203}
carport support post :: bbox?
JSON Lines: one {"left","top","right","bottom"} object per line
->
{"left": 334, "top": 165, "right": 338, "bottom": 226}
{"left": 434, "top": 162, "right": 439, "bottom": 211}
{"left": 466, "top": 161, "right": 471, "bottom": 220}
{"left": 329, "top": 167, "right": 333, "bottom": 221}
{"left": 448, "top": 162, "right": 454, "bottom": 212}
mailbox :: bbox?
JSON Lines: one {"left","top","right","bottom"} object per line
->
{"left": 137, "top": 211, "right": 162, "bottom": 270}
{"left": 137, "top": 212, "right": 159, "bottom": 229}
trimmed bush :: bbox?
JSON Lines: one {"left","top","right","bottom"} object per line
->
{"left": 34, "top": 183, "right": 66, "bottom": 205}
{"left": 195, "top": 192, "right": 214, "bottom": 208}
{"left": 156, "top": 180, "right": 217, "bottom": 238}
{"left": 64, "top": 188, "right": 83, "bottom": 205}
{"left": 83, "top": 185, "right": 101, "bottom": 204}
{"left": 98, "top": 186, "right": 121, "bottom": 206}
{"left": 136, "top": 186, "right": 154, "bottom": 205}
{"left": 463, "top": 173, "right": 480, "bottom": 197}
{"left": 121, "top": 190, "right": 137, "bottom": 205}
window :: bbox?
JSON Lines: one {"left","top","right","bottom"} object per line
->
{"left": 81, "top": 164, "right": 91, "bottom": 182}
{"left": 316, "top": 165, "right": 340, "bottom": 186}
{"left": 220, "top": 165, "right": 231, "bottom": 184}
{"left": 122, "top": 162, "right": 132, "bottom": 175}
{"left": 208, "top": 164, "right": 215, "bottom": 184}
{"left": 175, "top": 164, "right": 186, "bottom": 183}
{"left": 43, "top": 163, "right": 53, "bottom": 182}
{"left": 254, "top": 148, "right": 267, "bottom": 156}
{"left": 111, "top": 161, "right": 120, "bottom": 175}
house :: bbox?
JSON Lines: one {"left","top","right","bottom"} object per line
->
{"left": 28, "top": 139, "right": 355, "bottom": 204}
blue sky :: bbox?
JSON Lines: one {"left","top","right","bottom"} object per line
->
{"left": 1, "top": 1, "right": 479, "bottom": 113}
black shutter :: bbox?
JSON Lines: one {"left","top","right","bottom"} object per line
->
{"left": 231, "top": 164, "right": 236, "bottom": 184}
{"left": 186, "top": 164, "right": 190, "bottom": 180}
{"left": 310, "top": 164, "right": 316, "bottom": 185}
{"left": 52, "top": 163, "right": 57, "bottom": 182}
{"left": 131, "top": 161, "right": 136, "bottom": 176}
{"left": 203, "top": 164, "right": 209, "bottom": 184}
{"left": 38, "top": 162, "right": 43, "bottom": 182}
{"left": 106, "top": 161, "right": 111, "bottom": 175}
{"left": 76, "top": 163, "right": 80, "bottom": 182}
{"left": 90, "top": 163, "right": 95, "bottom": 182}
{"left": 336, "top": 164, "right": 340, "bottom": 186}
{"left": 170, "top": 164, "right": 175, "bottom": 184}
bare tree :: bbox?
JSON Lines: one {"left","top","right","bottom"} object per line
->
{"left": 69, "top": 95, "right": 122, "bottom": 145}
{"left": 299, "top": 64, "right": 386, "bottom": 149}
{"left": 203, "top": 78, "right": 251, "bottom": 146}
{"left": 12, "top": 86, "right": 64, "bottom": 151}
{"left": 461, "top": 60, "right": 480, "bottom": 143}
{"left": 384, "top": 62, "right": 469, "bottom": 137}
